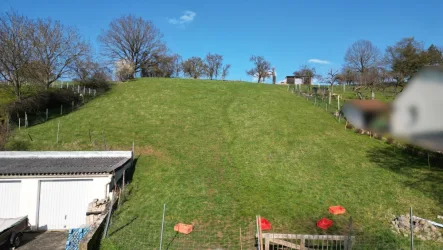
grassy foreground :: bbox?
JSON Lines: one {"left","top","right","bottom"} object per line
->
{"left": 7, "top": 78, "right": 443, "bottom": 249}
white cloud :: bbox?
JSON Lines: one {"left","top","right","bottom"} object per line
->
{"left": 308, "top": 59, "right": 330, "bottom": 64}
{"left": 168, "top": 11, "right": 196, "bottom": 25}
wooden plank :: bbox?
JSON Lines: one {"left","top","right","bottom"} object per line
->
{"left": 262, "top": 233, "right": 350, "bottom": 241}
{"left": 269, "top": 238, "right": 300, "bottom": 249}
{"left": 264, "top": 238, "right": 270, "bottom": 250}
{"left": 300, "top": 235, "right": 305, "bottom": 250}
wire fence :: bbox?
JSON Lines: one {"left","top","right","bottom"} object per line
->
{"left": 103, "top": 214, "right": 443, "bottom": 250}
{"left": 2, "top": 83, "right": 106, "bottom": 132}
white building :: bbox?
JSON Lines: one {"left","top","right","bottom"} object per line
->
{"left": 390, "top": 67, "right": 443, "bottom": 151}
{"left": 342, "top": 66, "right": 443, "bottom": 152}
{"left": 0, "top": 151, "right": 132, "bottom": 230}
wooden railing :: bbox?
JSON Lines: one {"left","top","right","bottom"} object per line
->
{"left": 259, "top": 233, "right": 354, "bottom": 250}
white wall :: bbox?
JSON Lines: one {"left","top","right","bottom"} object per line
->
{"left": 342, "top": 105, "right": 364, "bottom": 129}
{"left": 0, "top": 175, "right": 112, "bottom": 229}
{"left": 391, "top": 80, "right": 443, "bottom": 137}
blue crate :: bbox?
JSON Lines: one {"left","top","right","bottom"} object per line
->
{"left": 65, "top": 227, "right": 90, "bottom": 250}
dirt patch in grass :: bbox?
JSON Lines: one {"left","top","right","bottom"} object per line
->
{"left": 136, "top": 145, "right": 168, "bottom": 159}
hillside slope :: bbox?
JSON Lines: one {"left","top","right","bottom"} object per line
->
{"left": 8, "top": 78, "right": 442, "bottom": 249}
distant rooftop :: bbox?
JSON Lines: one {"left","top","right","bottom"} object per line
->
{"left": 0, "top": 151, "right": 132, "bottom": 176}
{"left": 345, "top": 100, "right": 390, "bottom": 113}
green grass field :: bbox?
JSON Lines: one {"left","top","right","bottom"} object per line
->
{"left": 296, "top": 84, "right": 399, "bottom": 102}
{"left": 6, "top": 78, "right": 443, "bottom": 249}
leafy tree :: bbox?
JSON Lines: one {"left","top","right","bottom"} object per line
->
{"left": 99, "top": 15, "right": 167, "bottom": 79}
{"left": 246, "top": 55, "right": 271, "bottom": 83}
{"left": 385, "top": 37, "right": 427, "bottom": 85}
{"left": 425, "top": 44, "right": 443, "bottom": 66}
{"left": 182, "top": 57, "right": 206, "bottom": 79}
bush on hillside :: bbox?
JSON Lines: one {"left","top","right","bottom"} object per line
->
{"left": 75, "top": 77, "right": 111, "bottom": 91}
{"left": 74, "top": 67, "right": 112, "bottom": 91}
{"left": 0, "top": 124, "right": 7, "bottom": 150}
{"left": 6, "top": 89, "right": 81, "bottom": 120}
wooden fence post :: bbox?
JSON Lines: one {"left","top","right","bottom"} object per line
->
{"left": 56, "top": 121, "right": 60, "bottom": 143}
{"left": 337, "top": 95, "right": 340, "bottom": 110}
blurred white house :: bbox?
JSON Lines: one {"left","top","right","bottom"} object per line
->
{"left": 342, "top": 66, "right": 443, "bottom": 151}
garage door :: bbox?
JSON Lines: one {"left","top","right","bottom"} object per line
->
{"left": 38, "top": 179, "right": 93, "bottom": 230}
{"left": 0, "top": 181, "right": 21, "bottom": 218}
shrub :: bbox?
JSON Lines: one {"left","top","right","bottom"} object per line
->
{"left": 5, "top": 139, "right": 29, "bottom": 150}
{"left": 6, "top": 89, "right": 81, "bottom": 121}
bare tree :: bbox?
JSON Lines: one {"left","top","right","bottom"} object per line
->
{"left": 221, "top": 64, "right": 231, "bottom": 80}
{"left": 293, "top": 65, "right": 316, "bottom": 90}
{"left": 72, "top": 57, "right": 111, "bottom": 83}
{"left": 71, "top": 56, "right": 101, "bottom": 82}
{"left": 0, "top": 11, "right": 34, "bottom": 101}
{"left": 141, "top": 53, "right": 180, "bottom": 78}
{"left": 29, "top": 18, "right": 89, "bottom": 89}
{"left": 173, "top": 54, "right": 182, "bottom": 78}
{"left": 205, "top": 53, "right": 223, "bottom": 80}
{"left": 338, "top": 67, "right": 357, "bottom": 86}
{"left": 99, "top": 15, "right": 167, "bottom": 78}
{"left": 323, "top": 69, "right": 339, "bottom": 92}
{"left": 271, "top": 67, "right": 276, "bottom": 84}
{"left": 246, "top": 55, "right": 271, "bottom": 83}
{"left": 182, "top": 57, "right": 206, "bottom": 79}
{"left": 344, "top": 40, "right": 380, "bottom": 73}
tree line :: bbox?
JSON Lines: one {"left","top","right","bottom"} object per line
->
{"left": 292, "top": 38, "right": 443, "bottom": 98}
{"left": 2, "top": 9, "right": 441, "bottom": 102}
{"left": 0, "top": 12, "right": 233, "bottom": 102}
{"left": 99, "top": 15, "right": 232, "bottom": 81}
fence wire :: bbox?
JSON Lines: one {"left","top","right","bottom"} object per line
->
{"left": 2, "top": 84, "right": 105, "bottom": 131}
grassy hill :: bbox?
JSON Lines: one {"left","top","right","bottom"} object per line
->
{"left": 7, "top": 78, "right": 443, "bottom": 249}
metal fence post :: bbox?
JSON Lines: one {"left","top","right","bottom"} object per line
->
{"left": 410, "top": 207, "right": 414, "bottom": 250}
{"left": 56, "top": 121, "right": 60, "bottom": 144}
{"left": 159, "top": 203, "right": 166, "bottom": 250}
{"left": 347, "top": 216, "right": 353, "bottom": 250}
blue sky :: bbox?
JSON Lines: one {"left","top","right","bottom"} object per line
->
{"left": 1, "top": 0, "right": 442, "bottom": 82}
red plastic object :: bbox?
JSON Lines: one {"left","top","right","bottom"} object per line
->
{"left": 328, "top": 206, "right": 346, "bottom": 215}
{"left": 260, "top": 218, "right": 272, "bottom": 231}
{"left": 174, "top": 223, "right": 193, "bottom": 234}
{"left": 317, "top": 218, "right": 333, "bottom": 230}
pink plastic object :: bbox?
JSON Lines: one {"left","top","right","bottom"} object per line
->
{"left": 328, "top": 206, "right": 346, "bottom": 215}
{"left": 174, "top": 223, "right": 193, "bottom": 234}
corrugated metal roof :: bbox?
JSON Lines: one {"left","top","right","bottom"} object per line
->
{"left": 0, "top": 151, "right": 132, "bottom": 176}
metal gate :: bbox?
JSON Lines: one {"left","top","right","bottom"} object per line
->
{"left": 0, "top": 181, "right": 21, "bottom": 218}
{"left": 38, "top": 179, "right": 93, "bottom": 230}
